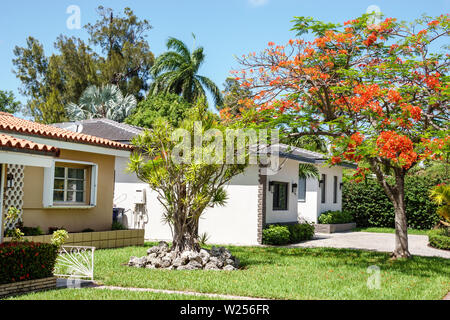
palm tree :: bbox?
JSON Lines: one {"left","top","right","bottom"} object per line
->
{"left": 430, "top": 184, "right": 450, "bottom": 224}
{"left": 298, "top": 163, "right": 319, "bottom": 180}
{"left": 149, "top": 35, "right": 223, "bottom": 106}
{"left": 66, "top": 84, "right": 137, "bottom": 122}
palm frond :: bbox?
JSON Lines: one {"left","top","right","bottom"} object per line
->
{"left": 298, "top": 163, "right": 319, "bottom": 179}
{"left": 196, "top": 75, "right": 224, "bottom": 106}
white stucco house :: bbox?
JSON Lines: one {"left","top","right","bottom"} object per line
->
{"left": 54, "top": 119, "right": 354, "bottom": 246}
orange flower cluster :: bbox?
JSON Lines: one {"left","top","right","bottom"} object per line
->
{"left": 420, "top": 137, "right": 449, "bottom": 161}
{"left": 376, "top": 131, "right": 417, "bottom": 168}
{"left": 400, "top": 103, "right": 422, "bottom": 122}
{"left": 424, "top": 72, "right": 441, "bottom": 89}
{"left": 343, "top": 132, "right": 364, "bottom": 162}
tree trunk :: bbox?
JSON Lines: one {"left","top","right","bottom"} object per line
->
{"left": 392, "top": 196, "right": 411, "bottom": 258}
{"left": 369, "top": 159, "right": 411, "bottom": 259}
{"left": 171, "top": 219, "right": 200, "bottom": 254}
{"left": 172, "top": 230, "right": 199, "bottom": 253}
{"left": 391, "top": 170, "right": 411, "bottom": 259}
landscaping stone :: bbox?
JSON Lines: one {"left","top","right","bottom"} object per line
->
{"left": 128, "top": 242, "right": 239, "bottom": 270}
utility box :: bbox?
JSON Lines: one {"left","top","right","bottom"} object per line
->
{"left": 134, "top": 189, "right": 146, "bottom": 204}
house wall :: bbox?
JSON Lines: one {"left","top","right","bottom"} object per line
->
{"left": 265, "top": 159, "right": 300, "bottom": 224}
{"left": 22, "top": 149, "right": 115, "bottom": 233}
{"left": 297, "top": 177, "right": 319, "bottom": 223}
{"left": 114, "top": 157, "right": 260, "bottom": 245}
{"left": 317, "top": 165, "right": 343, "bottom": 220}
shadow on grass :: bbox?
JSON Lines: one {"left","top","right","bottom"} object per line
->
{"left": 227, "top": 245, "right": 450, "bottom": 277}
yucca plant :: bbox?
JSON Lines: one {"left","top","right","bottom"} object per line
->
{"left": 66, "top": 84, "right": 137, "bottom": 122}
{"left": 429, "top": 184, "right": 450, "bottom": 223}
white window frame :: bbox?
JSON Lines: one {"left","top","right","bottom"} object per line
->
{"left": 43, "top": 160, "right": 98, "bottom": 208}
{"left": 53, "top": 167, "right": 87, "bottom": 204}
{"left": 297, "top": 177, "right": 307, "bottom": 202}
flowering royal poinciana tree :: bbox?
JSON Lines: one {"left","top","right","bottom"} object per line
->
{"left": 223, "top": 14, "right": 450, "bottom": 258}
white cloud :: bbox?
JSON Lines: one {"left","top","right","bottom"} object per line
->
{"left": 248, "top": 0, "right": 269, "bottom": 7}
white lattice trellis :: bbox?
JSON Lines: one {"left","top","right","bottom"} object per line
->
{"left": 3, "top": 164, "right": 24, "bottom": 230}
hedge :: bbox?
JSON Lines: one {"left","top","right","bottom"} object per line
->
{"left": 0, "top": 242, "right": 59, "bottom": 285}
{"left": 343, "top": 175, "right": 443, "bottom": 230}
{"left": 318, "top": 210, "right": 353, "bottom": 224}
{"left": 263, "top": 223, "right": 314, "bottom": 245}
{"left": 428, "top": 228, "right": 450, "bottom": 250}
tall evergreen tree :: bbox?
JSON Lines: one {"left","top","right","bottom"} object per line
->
{"left": 12, "top": 7, "right": 154, "bottom": 123}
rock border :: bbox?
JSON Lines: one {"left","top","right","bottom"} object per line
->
{"left": 128, "top": 242, "right": 240, "bottom": 270}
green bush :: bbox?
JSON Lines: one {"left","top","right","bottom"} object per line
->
{"left": 263, "top": 223, "right": 314, "bottom": 245}
{"left": 21, "top": 226, "right": 43, "bottom": 236}
{"left": 343, "top": 175, "right": 443, "bottom": 230}
{"left": 318, "top": 210, "right": 353, "bottom": 224}
{"left": 112, "top": 221, "right": 126, "bottom": 231}
{"left": 262, "top": 225, "right": 291, "bottom": 245}
{"left": 0, "top": 242, "right": 58, "bottom": 285}
{"left": 288, "top": 223, "right": 315, "bottom": 242}
{"left": 428, "top": 228, "right": 450, "bottom": 250}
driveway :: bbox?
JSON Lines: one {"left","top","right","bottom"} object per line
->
{"left": 289, "top": 231, "right": 450, "bottom": 259}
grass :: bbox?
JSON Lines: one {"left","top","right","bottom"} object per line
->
{"left": 6, "top": 288, "right": 223, "bottom": 300}
{"left": 353, "top": 227, "right": 431, "bottom": 235}
{"left": 90, "top": 243, "right": 449, "bottom": 300}
{"left": 6, "top": 243, "right": 449, "bottom": 300}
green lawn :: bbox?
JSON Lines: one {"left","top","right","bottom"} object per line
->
{"left": 92, "top": 243, "right": 449, "bottom": 300}
{"left": 353, "top": 227, "right": 431, "bottom": 235}
{"left": 7, "top": 243, "right": 450, "bottom": 300}
{"left": 6, "top": 288, "right": 223, "bottom": 300}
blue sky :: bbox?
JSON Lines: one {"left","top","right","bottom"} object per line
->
{"left": 0, "top": 0, "right": 448, "bottom": 106}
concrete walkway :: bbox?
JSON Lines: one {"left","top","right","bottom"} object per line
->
{"left": 289, "top": 232, "right": 450, "bottom": 259}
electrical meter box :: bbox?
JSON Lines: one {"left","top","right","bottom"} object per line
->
{"left": 134, "top": 189, "right": 146, "bottom": 204}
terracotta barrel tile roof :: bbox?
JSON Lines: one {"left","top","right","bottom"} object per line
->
{"left": 0, "top": 133, "right": 59, "bottom": 156}
{"left": 0, "top": 112, "right": 133, "bottom": 151}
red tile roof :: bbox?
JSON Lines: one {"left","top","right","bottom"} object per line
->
{"left": 0, "top": 133, "right": 59, "bottom": 156}
{"left": 0, "top": 112, "right": 133, "bottom": 151}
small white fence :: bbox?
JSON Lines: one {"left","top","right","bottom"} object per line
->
{"left": 54, "top": 246, "right": 95, "bottom": 281}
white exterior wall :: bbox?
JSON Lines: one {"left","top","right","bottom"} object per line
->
{"left": 297, "top": 177, "right": 319, "bottom": 223}
{"left": 114, "top": 157, "right": 260, "bottom": 245}
{"left": 114, "top": 155, "right": 344, "bottom": 244}
{"left": 198, "top": 166, "right": 260, "bottom": 245}
{"left": 317, "top": 165, "right": 343, "bottom": 218}
{"left": 265, "top": 159, "right": 299, "bottom": 224}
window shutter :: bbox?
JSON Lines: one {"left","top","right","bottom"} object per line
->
{"left": 42, "top": 163, "right": 55, "bottom": 208}
{"left": 90, "top": 164, "right": 98, "bottom": 206}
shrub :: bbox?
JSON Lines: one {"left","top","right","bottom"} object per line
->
{"left": 112, "top": 221, "right": 126, "bottom": 231}
{"left": 262, "top": 225, "right": 291, "bottom": 245}
{"left": 288, "top": 223, "right": 315, "bottom": 242}
{"left": 21, "top": 226, "right": 43, "bottom": 236}
{"left": 318, "top": 210, "right": 353, "bottom": 224}
{"left": 263, "top": 223, "right": 315, "bottom": 245}
{"left": 428, "top": 228, "right": 450, "bottom": 250}
{"left": 82, "top": 228, "right": 95, "bottom": 233}
{"left": 48, "top": 227, "right": 66, "bottom": 234}
{"left": 0, "top": 242, "right": 58, "bottom": 285}
{"left": 343, "top": 174, "right": 444, "bottom": 230}
{"left": 51, "top": 230, "right": 69, "bottom": 248}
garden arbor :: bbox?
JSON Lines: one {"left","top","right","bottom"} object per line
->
{"left": 225, "top": 14, "right": 450, "bottom": 258}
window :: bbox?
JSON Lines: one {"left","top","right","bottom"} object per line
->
{"left": 333, "top": 176, "right": 338, "bottom": 204}
{"left": 53, "top": 167, "right": 86, "bottom": 203}
{"left": 43, "top": 160, "right": 98, "bottom": 208}
{"left": 320, "top": 174, "right": 326, "bottom": 203}
{"left": 298, "top": 177, "right": 306, "bottom": 202}
{"left": 273, "top": 182, "right": 288, "bottom": 211}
